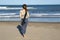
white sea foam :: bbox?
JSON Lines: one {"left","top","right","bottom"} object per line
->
{"left": 0, "top": 7, "right": 37, "bottom": 10}
{"left": 0, "top": 13, "right": 60, "bottom": 18}
{"left": 30, "top": 13, "right": 60, "bottom": 17}
{"left": 31, "top": 14, "right": 48, "bottom": 16}
{"left": 0, "top": 7, "right": 7, "bottom": 9}
{"left": 0, "top": 15, "right": 19, "bottom": 17}
{"left": 0, "top": 13, "right": 16, "bottom": 15}
{"left": 53, "top": 14, "right": 60, "bottom": 15}
{"left": 31, "top": 13, "right": 60, "bottom": 16}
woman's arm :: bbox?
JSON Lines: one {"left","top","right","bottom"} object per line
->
{"left": 26, "top": 12, "right": 30, "bottom": 18}
{"left": 20, "top": 10, "right": 24, "bottom": 19}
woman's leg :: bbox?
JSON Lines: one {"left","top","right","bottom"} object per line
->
{"left": 22, "top": 19, "right": 28, "bottom": 34}
{"left": 20, "top": 19, "right": 28, "bottom": 37}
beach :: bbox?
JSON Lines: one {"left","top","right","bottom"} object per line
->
{"left": 0, "top": 22, "right": 60, "bottom": 40}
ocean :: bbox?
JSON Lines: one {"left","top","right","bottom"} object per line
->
{"left": 0, "top": 5, "right": 60, "bottom": 22}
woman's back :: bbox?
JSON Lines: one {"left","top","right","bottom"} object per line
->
{"left": 20, "top": 9, "right": 30, "bottom": 19}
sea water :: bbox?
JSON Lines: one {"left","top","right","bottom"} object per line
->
{"left": 0, "top": 5, "right": 60, "bottom": 22}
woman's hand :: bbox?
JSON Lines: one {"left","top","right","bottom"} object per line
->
{"left": 21, "top": 15, "right": 24, "bottom": 16}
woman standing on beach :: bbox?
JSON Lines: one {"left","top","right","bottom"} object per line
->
{"left": 19, "top": 4, "right": 30, "bottom": 37}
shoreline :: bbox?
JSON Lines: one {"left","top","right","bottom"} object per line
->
{"left": 0, "top": 21, "right": 60, "bottom": 23}
{"left": 0, "top": 21, "right": 60, "bottom": 27}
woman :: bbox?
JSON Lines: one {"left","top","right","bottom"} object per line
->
{"left": 20, "top": 4, "right": 29, "bottom": 37}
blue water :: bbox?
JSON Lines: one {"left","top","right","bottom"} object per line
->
{"left": 0, "top": 5, "right": 60, "bottom": 22}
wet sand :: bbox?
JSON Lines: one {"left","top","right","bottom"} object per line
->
{"left": 0, "top": 22, "right": 60, "bottom": 40}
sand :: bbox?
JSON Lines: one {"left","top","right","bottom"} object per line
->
{"left": 0, "top": 22, "right": 60, "bottom": 40}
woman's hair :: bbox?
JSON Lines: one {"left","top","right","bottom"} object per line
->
{"left": 22, "top": 4, "right": 27, "bottom": 12}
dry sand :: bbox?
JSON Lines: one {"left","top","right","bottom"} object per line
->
{"left": 0, "top": 22, "right": 60, "bottom": 40}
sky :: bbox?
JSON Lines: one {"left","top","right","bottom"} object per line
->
{"left": 0, "top": 0, "right": 60, "bottom": 5}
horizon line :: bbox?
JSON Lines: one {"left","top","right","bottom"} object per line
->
{"left": 0, "top": 4, "right": 60, "bottom": 5}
